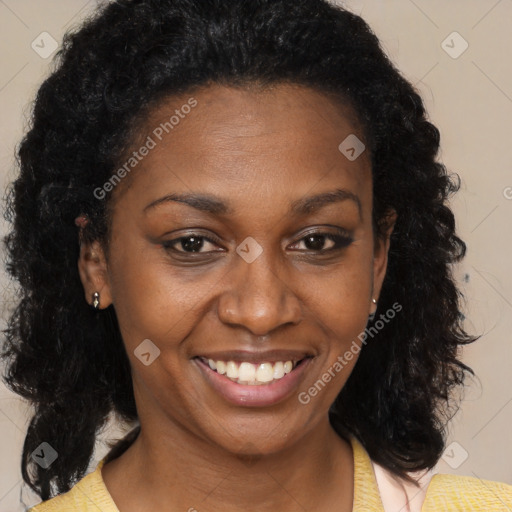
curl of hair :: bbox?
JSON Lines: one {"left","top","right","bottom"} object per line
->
{"left": 2, "top": 0, "right": 476, "bottom": 499}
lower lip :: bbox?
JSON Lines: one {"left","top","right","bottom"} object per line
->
{"left": 194, "top": 357, "right": 312, "bottom": 407}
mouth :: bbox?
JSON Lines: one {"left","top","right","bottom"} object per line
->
{"left": 197, "top": 356, "right": 306, "bottom": 386}
{"left": 193, "top": 353, "right": 314, "bottom": 407}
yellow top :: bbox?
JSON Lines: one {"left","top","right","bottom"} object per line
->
{"left": 29, "top": 435, "right": 512, "bottom": 511}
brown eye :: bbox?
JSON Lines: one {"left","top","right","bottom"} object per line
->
{"left": 163, "top": 234, "right": 220, "bottom": 253}
{"left": 291, "top": 232, "right": 353, "bottom": 252}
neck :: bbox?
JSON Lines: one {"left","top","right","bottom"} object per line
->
{"left": 102, "top": 416, "right": 354, "bottom": 512}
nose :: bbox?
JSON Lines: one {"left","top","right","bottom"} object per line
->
{"left": 217, "top": 248, "right": 303, "bottom": 336}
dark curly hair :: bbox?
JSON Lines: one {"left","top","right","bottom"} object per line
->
{"left": 2, "top": 0, "right": 477, "bottom": 500}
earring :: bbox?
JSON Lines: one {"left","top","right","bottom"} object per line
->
{"left": 369, "top": 298, "right": 377, "bottom": 321}
{"left": 92, "top": 292, "right": 100, "bottom": 309}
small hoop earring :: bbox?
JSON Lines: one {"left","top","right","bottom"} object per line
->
{"left": 92, "top": 292, "right": 100, "bottom": 309}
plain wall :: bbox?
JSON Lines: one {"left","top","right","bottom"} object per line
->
{"left": 0, "top": 1, "right": 511, "bottom": 510}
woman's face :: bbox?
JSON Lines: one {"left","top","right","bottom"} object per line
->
{"left": 79, "top": 83, "right": 392, "bottom": 456}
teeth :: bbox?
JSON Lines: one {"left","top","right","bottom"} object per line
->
{"left": 256, "top": 363, "right": 274, "bottom": 383}
{"left": 239, "top": 362, "right": 256, "bottom": 381}
{"left": 226, "top": 361, "right": 238, "bottom": 379}
{"left": 204, "top": 358, "right": 301, "bottom": 385}
{"left": 216, "top": 361, "right": 226, "bottom": 375}
{"left": 273, "top": 361, "right": 284, "bottom": 379}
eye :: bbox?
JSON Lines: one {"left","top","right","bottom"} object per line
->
{"left": 162, "top": 229, "right": 353, "bottom": 256}
{"left": 162, "top": 234, "right": 221, "bottom": 254}
{"left": 289, "top": 231, "right": 353, "bottom": 252}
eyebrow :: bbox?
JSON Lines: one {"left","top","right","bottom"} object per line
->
{"left": 291, "top": 188, "right": 362, "bottom": 218}
{"left": 144, "top": 188, "right": 362, "bottom": 218}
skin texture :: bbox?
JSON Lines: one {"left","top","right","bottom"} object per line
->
{"left": 78, "top": 83, "right": 395, "bottom": 512}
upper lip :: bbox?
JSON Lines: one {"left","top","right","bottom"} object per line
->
{"left": 195, "top": 349, "right": 314, "bottom": 364}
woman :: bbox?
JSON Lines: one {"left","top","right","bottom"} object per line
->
{"left": 2, "top": 0, "right": 511, "bottom": 511}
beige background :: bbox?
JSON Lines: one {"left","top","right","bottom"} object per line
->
{"left": 1, "top": 0, "right": 511, "bottom": 510}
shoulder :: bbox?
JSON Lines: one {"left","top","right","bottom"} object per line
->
{"left": 423, "top": 473, "right": 512, "bottom": 511}
{"left": 28, "top": 459, "right": 118, "bottom": 512}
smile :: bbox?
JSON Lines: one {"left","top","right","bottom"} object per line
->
{"left": 194, "top": 355, "right": 313, "bottom": 407}
{"left": 201, "top": 357, "right": 299, "bottom": 385}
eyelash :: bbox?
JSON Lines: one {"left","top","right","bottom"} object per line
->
{"left": 162, "top": 230, "right": 354, "bottom": 256}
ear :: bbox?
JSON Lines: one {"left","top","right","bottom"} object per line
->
{"left": 77, "top": 239, "right": 113, "bottom": 309}
{"left": 370, "top": 210, "right": 397, "bottom": 316}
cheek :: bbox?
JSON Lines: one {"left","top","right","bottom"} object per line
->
{"left": 106, "top": 244, "right": 168, "bottom": 345}
{"left": 297, "top": 264, "right": 373, "bottom": 406}
{"left": 107, "top": 242, "right": 222, "bottom": 353}
{"left": 306, "top": 254, "right": 374, "bottom": 336}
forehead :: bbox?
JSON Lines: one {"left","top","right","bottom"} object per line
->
{"left": 144, "top": 82, "right": 365, "bottom": 157}
{"left": 111, "top": 83, "right": 371, "bottom": 211}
